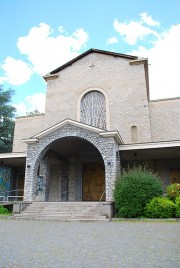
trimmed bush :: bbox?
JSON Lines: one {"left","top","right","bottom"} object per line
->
{"left": 144, "top": 197, "right": 175, "bottom": 218}
{"left": 0, "top": 205, "right": 10, "bottom": 215}
{"left": 114, "top": 166, "right": 163, "bottom": 218}
{"left": 175, "top": 196, "right": 180, "bottom": 218}
{"left": 166, "top": 183, "right": 180, "bottom": 202}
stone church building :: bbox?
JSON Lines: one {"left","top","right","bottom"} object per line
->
{"left": 0, "top": 49, "right": 180, "bottom": 217}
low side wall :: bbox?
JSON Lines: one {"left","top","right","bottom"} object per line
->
{"left": 101, "top": 201, "right": 115, "bottom": 219}
{"left": 13, "top": 202, "right": 32, "bottom": 214}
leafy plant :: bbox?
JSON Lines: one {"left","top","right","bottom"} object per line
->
{"left": 175, "top": 196, "right": 180, "bottom": 218}
{"left": 0, "top": 86, "right": 16, "bottom": 153}
{"left": 166, "top": 183, "right": 180, "bottom": 202}
{"left": 0, "top": 205, "right": 11, "bottom": 215}
{"left": 114, "top": 165, "right": 163, "bottom": 218}
{"left": 144, "top": 197, "right": 175, "bottom": 218}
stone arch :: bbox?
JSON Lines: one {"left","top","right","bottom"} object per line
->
{"left": 24, "top": 124, "right": 119, "bottom": 202}
{"left": 77, "top": 87, "right": 110, "bottom": 130}
{"left": 33, "top": 136, "right": 105, "bottom": 184}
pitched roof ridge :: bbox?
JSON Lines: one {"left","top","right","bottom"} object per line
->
{"left": 48, "top": 48, "right": 138, "bottom": 75}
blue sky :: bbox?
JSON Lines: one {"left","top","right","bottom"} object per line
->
{"left": 0, "top": 0, "right": 180, "bottom": 115}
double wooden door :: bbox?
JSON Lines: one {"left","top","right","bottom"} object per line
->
{"left": 82, "top": 162, "right": 105, "bottom": 201}
{"left": 169, "top": 168, "right": 180, "bottom": 184}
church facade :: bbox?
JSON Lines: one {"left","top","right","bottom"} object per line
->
{"left": 0, "top": 48, "right": 180, "bottom": 204}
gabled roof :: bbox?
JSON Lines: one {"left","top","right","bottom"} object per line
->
{"left": 23, "top": 119, "right": 123, "bottom": 145}
{"left": 49, "top": 48, "right": 138, "bottom": 75}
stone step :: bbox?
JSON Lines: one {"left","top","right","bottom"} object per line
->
{"left": 13, "top": 202, "right": 108, "bottom": 222}
{"left": 24, "top": 209, "right": 102, "bottom": 213}
{"left": 24, "top": 205, "right": 102, "bottom": 209}
{"left": 24, "top": 206, "right": 102, "bottom": 211}
{"left": 16, "top": 212, "right": 104, "bottom": 217}
{"left": 14, "top": 214, "right": 107, "bottom": 219}
{"left": 13, "top": 217, "right": 110, "bottom": 222}
{"left": 28, "top": 202, "right": 101, "bottom": 206}
{"left": 21, "top": 210, "right": 101, "bottom": 214}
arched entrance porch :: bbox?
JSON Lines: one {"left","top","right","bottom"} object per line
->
{"left": 36, "top": 137, "right": 105, "bottom": 202}
{"left": 23, "top": 120, "right": 120, "bottom": 202}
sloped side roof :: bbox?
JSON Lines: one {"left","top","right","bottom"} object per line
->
{"left": 50, "top": 48, "right": 138, "bottom": 74}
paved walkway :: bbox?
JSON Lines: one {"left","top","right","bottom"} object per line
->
{"left": 0, "top": 219, "right": 179, "bottom": 268}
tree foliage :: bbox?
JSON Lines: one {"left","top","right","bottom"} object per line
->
{"left": 166, "top": 183, "right": 180, "bottom": 202}
{"left": 0, "top": 86, "right": 16, "bottom": 153}
{"left": 26, "top": 108, "right": 42, "bottom": 116}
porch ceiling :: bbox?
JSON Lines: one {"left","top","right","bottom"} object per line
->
{"left": 50, "top": 137, "right": 100, "bottom": 158}
{"left": 0, "top": 153, "right": 26, "bottom": 167}
{"left": 120, "top": 146, "right": 180, "bottom": 161}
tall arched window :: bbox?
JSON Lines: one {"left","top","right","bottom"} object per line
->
{"left": 80, "top": 91, "right": 106, "bottom": 129}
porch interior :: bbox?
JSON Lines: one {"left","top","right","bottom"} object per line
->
{"left": 120, "top": 145, "right": 180, "bottom": 189}
{"left": 0, "top": 155, "right": 26, "bottom": 202}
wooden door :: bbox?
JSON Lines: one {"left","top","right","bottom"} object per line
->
{"left": 82, "top": 162, "right": 105, "bottom": 201}
{"left": 169, "top": 168, "right": 180, "bottom": 183}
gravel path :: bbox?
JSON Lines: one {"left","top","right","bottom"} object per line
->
{"left": 0, "top": 219, "right": 179, "bottom": 268}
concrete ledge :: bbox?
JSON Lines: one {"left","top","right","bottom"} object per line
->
{"left": 112, "top": 218, "right": 180, "bottom": 222}
{"left": 0, "top": 215, "right": 12, "bottom": 219}
{"left": 13, "top": 202, "right": 32, "bottom": 214}
{"left": 101, "top": 202, "right": 114, "bottom": 219}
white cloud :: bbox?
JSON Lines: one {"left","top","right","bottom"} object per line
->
{"left": 26, "top": 92, "right": 45, "bottom": 112}
{"left": 130, "top": 24, "right": 180, "bottom": 99}
{"left": 0, "top": 57, "right": 33, "bottom": 85}
{"left": 17, "top": 23, "right": 89, "bottom": 75}
{"left": 58, "top": 26, "right": 65, "bottom": 33}
{"left": 14, "top": 92, "right": 46, "bottom": 116}
{"left": 0, "top": 23, "right": 89, "bottom": 86}
{"left": 113, "top": 13, "right": 159, "bottom": 45}
{"left": 14, "top": 102, "right": 27, "bottom": 116}
{"left": 106, "top": 36, "right": 118, "bottom": 45}
{"left": 140, "top": 12, "right": 159, "bottom": 27}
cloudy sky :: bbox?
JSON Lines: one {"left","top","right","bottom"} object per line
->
{"left": 0, "top": 0, "right": 180, "bottom": 116}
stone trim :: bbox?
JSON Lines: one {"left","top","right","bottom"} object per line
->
{"left": 100, "top": 131, "right": 123, "bottom": 144}
{"left": 27, "top": 119, "right": 104, "bottom": 139}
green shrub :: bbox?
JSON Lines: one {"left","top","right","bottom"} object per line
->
{"left": 144, "top": 197, "right": 175, "bottom": 218}
{"left": 175, "top": 196, "right": 180, "bottom": 218}
{"left": 0, "top": 205, "right": 10, "bottom": 215}
{"left": 114, "top": 166, "right": 163, "bottom": 218}
{"left": 166, "top": 183, "right": 180, "bottom": 202}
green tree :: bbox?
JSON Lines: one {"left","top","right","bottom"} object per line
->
{"left": 0, "top": 86, "right": 16, "bottom": 153}
{"left": 26, "top": 108, "right": 42, "bottom": 116}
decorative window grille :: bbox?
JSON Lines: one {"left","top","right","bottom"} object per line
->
{"left": 80, "top": 91, "right": 106, "bottom": 129}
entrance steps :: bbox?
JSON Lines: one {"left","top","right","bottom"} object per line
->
{"left": 13, "top": 202, "right": 110, "bottom": 222}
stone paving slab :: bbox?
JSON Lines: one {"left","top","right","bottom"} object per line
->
{"left": 0, "top": 219, "right": 179, "bottom": 268}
